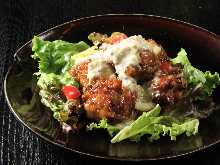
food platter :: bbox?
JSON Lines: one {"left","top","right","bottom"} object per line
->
{"left": 4, "top": 14, "right": 220, "bottom": 160}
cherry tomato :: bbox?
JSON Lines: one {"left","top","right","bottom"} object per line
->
{"left": 62, "top": 85, "right": 81, "bottom": 100}
{"left": 160, "top": 62, "right": 172, "bottom": 73}
{"left": 111, "top": 34, "right": 128, "bottom": 44}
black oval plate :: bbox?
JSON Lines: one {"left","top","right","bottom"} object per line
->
{"left": 4, "top": 14, "right": 220, "bottom": 161}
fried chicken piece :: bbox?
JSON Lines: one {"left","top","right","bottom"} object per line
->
{"left": 124, "top": 65, "right": 139, "bottom": 77}
{"left": 150, "top": 62, "right": 186, "bottom": 105}
{"left": 83, "top": 78, "right": 136, "bottom": 121}
{"left": 119, "top": 88, "right": 137, "bottom": 120}
{"left": 139, "top": 50, "right": 161, "bottom": 78}
{"left": 124, "top": 40, "right": 168, "bottom": 80}
{"left": 146, "top": 39, "right": 168, "bottom": 62}
{"left": 70, "top": 61, "right": 136, "bottom": 121}
{"left": 70, "top": 61, "right": 90, "bottom": 87}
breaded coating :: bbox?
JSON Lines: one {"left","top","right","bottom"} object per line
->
{"left": 150, "top": 62, "right": 186, "bottom": 105}
{"left": 70, "top": 61, "right": 90, "bottom": 87}
{"left": 83, "top": 78, "right": 136, "bottom": 121}
{"left": 124, "top": 40, "right": 168, "bottom": 80}
{"left": 71, "top": 62, "right": 136, "bottom": 121}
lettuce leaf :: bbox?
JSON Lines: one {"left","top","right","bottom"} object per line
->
{"left": 169, "top": 119, "right": 199, "bottom": 140}
{"left": 32, "top": 36, "right": 89, "bottom": 74}
{"left": 111, "top": 105, "right": 199, "bottom": 143}
{"left": 171, "top": 48, "right": 190, "bottom": 65}
{"left": 171, "top": 48, "right": 220, "bottom": 100}
{"left": 87, "top": 119, "right": 120, "bottom": 136}
{"left": 87, "top": 118, "right": 134, "bottom": 137}
{"left": 197, "top": 71, "right": 220, "bottom": 100}
{"left": 127, "top": 118, "right": 198, "bottom": 142}
{"left": 32, "top": 36, "right": 90, "bottom": 123}
{"left": 37, "top": 72, "right": 79, "bottom": 90}
{"left": 111, "top": 105, "right": 161, "bottom": 142}
{"left": 87, "top": 105, "right": 199, "bottom": 143}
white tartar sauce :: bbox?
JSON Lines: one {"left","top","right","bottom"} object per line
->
{"left": 86, "top": 35, "right": 160, "bottom": 111}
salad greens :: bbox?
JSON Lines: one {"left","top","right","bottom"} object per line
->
{"left": 87, "top": 119, "right": 121, "bottom": 136}
{"left": 32, "top": 34, "right": 219, "bottom": 143}
{"left": 32, "top": 36, "right": 89, "bottom": 74}
{"left": 171, "top": 48, "right": 220, "bottom": 100}
{"left": 32, "top": 36, "right": 90, "bottom": 123}
{"left": 87, "top": 105, "right": 199, "bottom": 143}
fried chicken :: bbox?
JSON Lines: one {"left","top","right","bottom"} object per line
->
{"left": 83, "top": 78, "right": 136, "bottom": 121}
{"left": 124, "top": 39, "right": 168, "bottom": 80}
{"left": 150, "top": 62, "right": 186, "bottom": 105}
{"left": 70, "top": 37, "right": 184, "bottom": 121}
{"left": 70, "top": 61, "right": 90, "bottom": 88}
{"left": 70, "top": 61, "right": 136, "bottom": 121}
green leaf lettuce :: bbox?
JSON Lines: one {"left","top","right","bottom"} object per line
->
{"left": 87, "top": 105, "right": 199, "bottom": 143}
{"left": 31, "top": 36, "right": 90, "bottom": 123}
{"left": 32, "top": 36, "right": 89, "bottom": 74}
{"left": 171, "top": 48, "right": 220, "bottom": 100}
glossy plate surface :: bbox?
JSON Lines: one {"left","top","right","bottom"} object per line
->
{"left": 4, "top": 14, "right": 220, "bottom": 161}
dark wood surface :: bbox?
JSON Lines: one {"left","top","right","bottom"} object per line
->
{"left": 1, "top": 0, "right": 220, "bottom": 164}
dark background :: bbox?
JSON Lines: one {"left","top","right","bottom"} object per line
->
{"left": 1, "top": 0, "right": 220, "bottom": 164}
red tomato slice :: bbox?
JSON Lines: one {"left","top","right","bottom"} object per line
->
{"left": 62, "top": 85, "right": 81, "bottom": 100}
